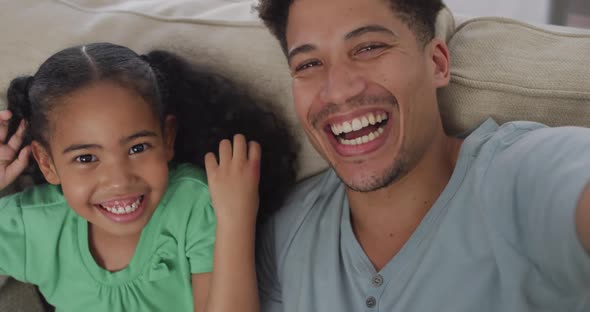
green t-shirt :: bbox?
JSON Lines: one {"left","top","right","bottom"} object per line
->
{"left": 0, "top": 163, "right": 216, "bottom": 311}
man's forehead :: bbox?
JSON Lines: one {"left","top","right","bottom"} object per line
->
{"left": 286, "top": 0, "right": 401, "bottom": 50}
{"left": 286, "top": 0, "right": 397, "bottom": 39}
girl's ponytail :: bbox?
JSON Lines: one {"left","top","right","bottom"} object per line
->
{"left": 143, "top": 51, "right": 298, "bottom": 221}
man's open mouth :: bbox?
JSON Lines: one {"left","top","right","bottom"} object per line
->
{"left": 327, "top": 111, "right": 389, "bottom": 146}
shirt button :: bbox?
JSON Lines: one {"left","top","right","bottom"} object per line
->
{"left": 366, "top": 296, "right": 376, "bottom": 308}
{"left": 372, "top": 274, "right": 384, "bottom": 287}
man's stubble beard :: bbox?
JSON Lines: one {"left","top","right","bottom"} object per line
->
{"left": 335, "top": 149, "right": 413, "bottom": 193}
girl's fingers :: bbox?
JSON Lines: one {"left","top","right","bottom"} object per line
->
{"left": 0, "top": 110, "right": 13, "bottom": 143}
{"left": 218, "top": 139, "right": 232, "bottom": 167}
{"left": 204, "top": 152, "right": 218, "bottom": 176}
{"left": 232, "top": 134, "right": 247, "bottom": 162}
{"left": 248, "top": 141, "right": 261, "bottom": 162}
{"left": 7, "top": 120, "right": 26, "bottom": 151}
{"left": 4, "top": 145, "right": 29, "bottom": 184}
{"left": 0, "top": 145, "right": 16, "bottom": 163}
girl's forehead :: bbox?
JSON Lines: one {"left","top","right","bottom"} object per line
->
{"left": 55, "top": 82, "right": 154, "bottom": 117}
{"left": 48, "top": 82, "right": 162, "bottom": 144}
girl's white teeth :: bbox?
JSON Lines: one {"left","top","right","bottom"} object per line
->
{"left": 102, "top": 196, "right": 142, "bottom": 215}
{"left": 339, "top": 126, "right": 385, "bottom": 146}
{"left": 330, "top": 112, "right": 388, "bottom": 135}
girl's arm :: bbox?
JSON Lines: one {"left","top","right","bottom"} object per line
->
{"left": 194, "top": 134, "right": 260, "bottom": 312}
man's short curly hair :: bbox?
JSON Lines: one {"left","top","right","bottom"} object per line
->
{"left": 256, "top": 0, "right": 444, "bottom": 54}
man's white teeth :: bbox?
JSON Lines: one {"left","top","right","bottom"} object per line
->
{"left": 339, "top": 126, "right": 385, "bottom": 146}
{"left": 330, "top": 112, "right": 388, "bottom": 135}
{"left": 361, "top": 116, "right": 369, "bottom": 128}
{"left": 351, "top": 119, "right": 362, "bottom": 131}
{"left": 101, "top": 196, "right": 142, "bottom": 215}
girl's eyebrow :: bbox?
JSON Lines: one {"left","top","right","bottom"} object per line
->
{"left": 63, "top": 143, "right": 101, "bottom": 154}
{"left": 62, "top": 131, "right": 158, "bottom": 154}
{"left": 120, "top": 130, "right": 158, "bottom": 145}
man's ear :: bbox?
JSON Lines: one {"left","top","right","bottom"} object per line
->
{"left": 163, "top": 115, "right": 177, "bottom": 161}
{"left": 31, "top": 141, "right": 60, "bottom": 185}
{"left": 429, "top": 38, "right": 451, "bottom": 88}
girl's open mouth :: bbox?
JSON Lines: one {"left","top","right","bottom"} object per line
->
{"left": 96, "top": 195, "right": 146, "bottom": 223}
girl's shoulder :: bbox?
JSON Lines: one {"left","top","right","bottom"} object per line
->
{"left": 164, "top": 163, "right": 210, "bottom": 206}
{"left": 1, "top": 183, "right": 67, "bottom": 211}
{"left": 156, "top": 163, "right": 214, "bottom": 233}
{"left": 168, "top": 163, "right": 208, "bottom": 189}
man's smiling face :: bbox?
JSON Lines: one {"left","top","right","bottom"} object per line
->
{"left": 285, "top": 0, "right": 450, "bottom": 192}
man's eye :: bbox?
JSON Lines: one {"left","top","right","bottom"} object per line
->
{"left": 295, "top": 60, "right": 322, "bottom": 73}
{"left": 75, "top": 154, "right": 97, "bottom": 163}
{"left": 129, "top": 143, "right": 149, "bottom": 155}
{"left": 355, "top": 43, "right": 389, "bottom": 55}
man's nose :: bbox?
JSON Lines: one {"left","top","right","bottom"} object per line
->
{"left": 319, "top": 62, "right": 367, "bottom": 105}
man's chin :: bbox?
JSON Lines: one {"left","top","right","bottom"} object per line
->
{"left": 334, "top": 160, "right": 410, "bottom": 193}
{"left": 337, "top": 172, "right": 395, "bottom": 193}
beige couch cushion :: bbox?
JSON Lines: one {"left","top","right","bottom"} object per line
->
{"left": 0, "top": 1, "right": 455, "bottom": 180}
{"left": 439, "top": 17, "right": 590, "bottom": 135}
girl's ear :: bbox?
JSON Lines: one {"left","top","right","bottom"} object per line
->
{"left": 31, "top": 141, "right": 60, "bottom": 185}
{"left": 163, "top": 115, "right": 177, "bottom": 161}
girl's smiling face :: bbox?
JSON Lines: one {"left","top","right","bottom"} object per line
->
{"left": 32, "top": 81, "right": 175, "bottom": 239}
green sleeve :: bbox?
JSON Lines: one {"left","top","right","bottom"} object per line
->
{"left": 0, "top": 192, "right": 27, "bottom": 281}
{"left": 184, "top": 187, "right": 216, "bottom": 274}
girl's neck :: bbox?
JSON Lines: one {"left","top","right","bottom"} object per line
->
{"left": 88, "top": 224, "right": 142, "bottom": 272}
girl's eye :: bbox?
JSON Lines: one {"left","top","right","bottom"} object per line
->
{"left": 75, "top": 154, "right": 97, "bottom": 163}
{"left": 129, "top": 143, "right": 150, "bottom": 155}
{"left": 295, "top": 59, "right": 322, "bottom": 73}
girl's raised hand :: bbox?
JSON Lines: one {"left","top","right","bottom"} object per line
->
{"left": 204, "top": 134, "right": 261, "bottom": 227}
{"left": 0, "top": 110, "right": 30, "bottom": 190}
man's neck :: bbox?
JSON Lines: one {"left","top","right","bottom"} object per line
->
{"left": 346, "top": 134, "right": 463, "bottom": 270}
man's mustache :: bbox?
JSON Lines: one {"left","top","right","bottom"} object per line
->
{"left": 310, "top": 93, "right": 398, "bottom": 128}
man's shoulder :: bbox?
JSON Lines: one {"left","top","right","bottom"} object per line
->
{"left": 276, "top": 169, "right": 341, "bottom": 217}
{"left": 466, "top": 120, "right": 590, "bottom": 210}
{"left": 261, "top": 169, "right": 343, "bottom": 244}
{"left": 467, "top": 120, "right": 590, "bottom": 166}
{"left": 480, "top": 121, "right": 590, "bottom": 165}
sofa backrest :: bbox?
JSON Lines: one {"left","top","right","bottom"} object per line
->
{"left": 440, "top": 16, "right": 590, "bottom": 135}
{"left": 1, "top": 0, "right": 589, "bottom": 179}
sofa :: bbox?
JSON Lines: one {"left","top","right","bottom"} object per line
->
{"left": 1, "top": 0, "right": 589, "bottom": 311}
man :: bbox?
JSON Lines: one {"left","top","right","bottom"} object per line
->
{"left": 255, "top": 0, "right": 590, "bottom": 311}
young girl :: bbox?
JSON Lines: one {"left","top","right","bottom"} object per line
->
{"left": 0, "top": 42, "right": 297, "bottom": 311}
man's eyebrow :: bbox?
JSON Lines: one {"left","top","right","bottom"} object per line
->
{"left": 287, "top": 25, "right": 398, "bottom": 64}
{"left": 63, "top": 144, "right": 101, "bottom": 154}
{"left": 120, "top": 130, "right": 158, "bottom": 145}
{"left": 287, "top": 44, "right": 317, "bottom": 65}
{"left": 344, "top": 24, "right": 399, "bottom": 40}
